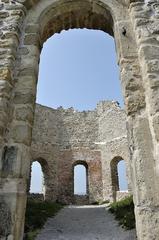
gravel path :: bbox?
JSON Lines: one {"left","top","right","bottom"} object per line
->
{"left": 35, "top": 205, "right": 136, "bottom": 240}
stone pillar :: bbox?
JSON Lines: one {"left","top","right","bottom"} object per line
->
{"left": 113, "top": 13, "right": 159, "bottom": 239}
{"left": 6, "top": 41, "right": 40, "bottom": 240}
{"left": 0, "top": 2, "right": 30, "bottom": 240}
{"left": 128, "top": 1, "right": 159, "bottom": 239}
{"left": 0, "top": 1, "right": 27, "bottom": 144}
{"left": 0, "top": 145, "right": 31, "bottom": 240}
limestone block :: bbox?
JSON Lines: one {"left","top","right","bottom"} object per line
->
{"left": 135, "top": 206, "right": 159, "bottom": 240}
{"left": 146, "top": 59, "right": 159, "bottom": 73}
{"left": 0, "top": 197, "right": 11, "bottom": 238}
{"left": 24, "top": 33, "right": 39, "bottom": 45}
{"left": 1, "top": 146, "right": 18, "bottom": 177}
{"left": 11, "top": 123, "right": 32, "bottom": 146}
{"left": 14, "top": 105, "right": 33, "bottom": 123}
{"left": 140, "top": 45, "right": 159, "bottom": 60}
{"left": 0, "top": 68, "right": 12, "bottom": 81}
{"left": 14, "top": 92, "right": 35, "bottom": 105}
{"left": 152, "top": 114, "right": 159, "bottom": 141}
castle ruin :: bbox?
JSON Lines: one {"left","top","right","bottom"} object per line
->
{"left": 0, "top": 0, "right": 159, "bottom": 239}
{"left": 30, "top": 101, "right": 130, "bottom": 204}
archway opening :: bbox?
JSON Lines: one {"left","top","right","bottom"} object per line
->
{"left": 33, "top": 28, "right": 123, "bottom": 195}
{"left": 30, "top": 161, "right": 44, "bottom": 194}
{"left": 74, "top": 163, "right": 88, "bottom": 195}
{"left": 5, "top": 1, "right": 138, "bottom": 239}
{"left": 37, "top": 29, "right": 122, "bottom": 110}
{"left": 118, "top": 160, "right": 128, "bottom": 191}
{"left": 111, "top": 157, "right": 128, "bottom": 201}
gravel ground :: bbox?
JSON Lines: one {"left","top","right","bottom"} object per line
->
{"left": 35, "top": 205, "right": 136, "bottom": 240}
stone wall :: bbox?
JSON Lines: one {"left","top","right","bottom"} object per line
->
{"left": 30, "top": 101, "right": 130, "bottom": 204}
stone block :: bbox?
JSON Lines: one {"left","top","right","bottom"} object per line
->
{"left": 1, "top": 146, "right": 17, "bottom": 177}
{"left": 11, "top": 123, "right": 32, "bottom": 146}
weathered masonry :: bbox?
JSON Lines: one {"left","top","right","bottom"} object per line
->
{"left": 30, "top": 101, "right": 130, "bottom": 204}
{"left": 0, "top": 0, "right": 159, "bottom": 239}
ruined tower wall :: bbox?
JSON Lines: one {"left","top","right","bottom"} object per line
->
{"left": 31, "top": 101, "right": 130, "bottom": 204}
{"left": 97, "top": 101, "right": 131, "bottom": 201}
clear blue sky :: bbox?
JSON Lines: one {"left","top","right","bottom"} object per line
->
{"left": 36, "top": 29, "right": 124, "bottom": 109}
{"left": 30, "top": 29, "right": 127, "bottom": 194}
{"left": 74, "top": 165, "right": 87, "bottom": 195}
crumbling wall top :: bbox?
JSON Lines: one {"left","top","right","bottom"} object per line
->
{"left": 32, "top": 101, "right": 127, "bottom": 150}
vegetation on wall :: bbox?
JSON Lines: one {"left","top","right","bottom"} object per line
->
{"left": 24, "top": 199, "right": 63, "bottom": 240}
{"left": 109, "top": 196, "right": 135, "bottom": 230}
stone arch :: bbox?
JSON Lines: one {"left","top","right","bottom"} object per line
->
{"left": 110, "top": 156, "right": 128, "bottom": 201}
{"left": 6, "top": 1, "right": 141, "bottom": 238}
{"left": 1, "top": 0, "right": 144, "bottom": 148}
{"left": 2, "top": 1, "right": 159, "bottom": 240}
{"left": 10, "top": 0, "right": 142, "bottom": 148}
{"left": 73, "top": 160, "right": 89, "bottom": 196}
{"left": 30, "top": 2, "right": 114, "bottom": 42}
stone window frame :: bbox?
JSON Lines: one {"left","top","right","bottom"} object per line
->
{"left": 110, "top": 156, "right": 127, "bottom": 201}
{"left": 72, "top": 160, "right": 89, "bottom": 196}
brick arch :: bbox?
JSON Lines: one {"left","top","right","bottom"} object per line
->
{"left": 73, "top": 160, "right": 88, "bottom": 169}
{"left": 32, "top": 157, "right": 49, "bottom": 175}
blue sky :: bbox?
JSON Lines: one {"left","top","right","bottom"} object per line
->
{"left": 30, "top": 29, "right": 127, "bottom": 194}
{"left": 36, "top": 29, "right": 123, "bottom": 110}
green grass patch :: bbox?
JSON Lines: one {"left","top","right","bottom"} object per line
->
{"left": 24, "top": 199, "right": 63, "bottom": 240}
{"left": 99, "top": 200, "right": 110, "bottom": 205}
{"left": 91, "top": 200, "right": 110, "bottom": 205}
{"left": 24, "top": 230, "right": 40, "bottom": 240}
{"left": 109, "top": 196, "right": 135, "bottom": 230}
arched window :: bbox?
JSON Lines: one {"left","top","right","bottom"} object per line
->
{"left": 118, "top": 160, "right": 128, "bottom": 191}
{"left": 111, "top": 157, "right": 128, "bottom": 200}
{"left": 30, "top": 161, "right": 44, "bottom": 194}
{"left": 74, "top": 164, "right": 88, "bottom": 195}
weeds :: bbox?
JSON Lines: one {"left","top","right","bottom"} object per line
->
{"left": 109, "top": 196, "right": 135, "bottom": 230}
{"left": 24, "top": 199, "right": 63, "bottom": 240}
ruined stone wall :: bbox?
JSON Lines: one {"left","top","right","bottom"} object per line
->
{"left": 31, "top": 101, "right": 130, "bottom": 204}
{"left": 97, "top": 101, "right": 131, "bottom": 201}
{"left": 1, "top": 1, "right": 159, "bottom": 239}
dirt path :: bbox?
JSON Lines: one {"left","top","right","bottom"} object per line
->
{"left": 35, "top": 205, "right": 136, "bottom": 240}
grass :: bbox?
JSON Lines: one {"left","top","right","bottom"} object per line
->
{"left": 24, "top": 199, "right": 63, "bottom": 240}
{"left": 109, "top": 196, "right": 135, "bottom": 230}
{"left": 91, "top": 200, "right": 110, "bottom": 205}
